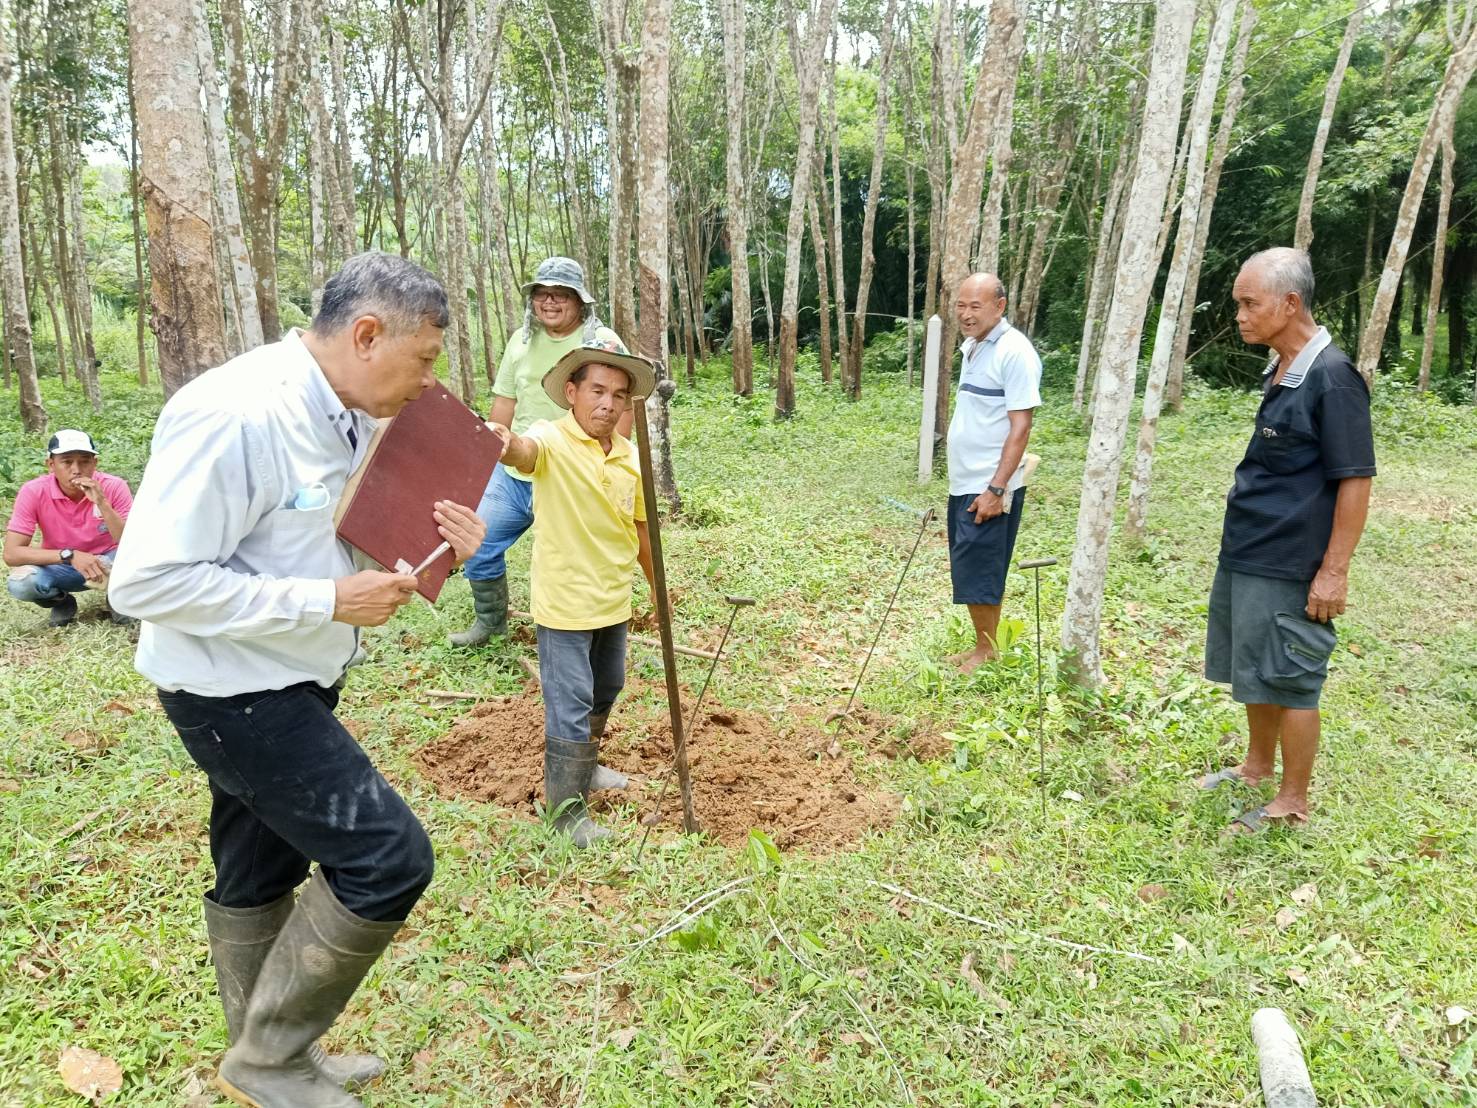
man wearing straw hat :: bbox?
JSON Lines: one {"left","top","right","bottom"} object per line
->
{"left": 489, "top": 340, "right": 657, "bottom": 847}
{"left": 451, "top": 256, "right": 628, "bottom": 649}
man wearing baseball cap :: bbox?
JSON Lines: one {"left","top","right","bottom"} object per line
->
{"left": 489, "top": 342, "right": 658, "bottom": 847}
{"left": 4, "top": 429, "right": 133, "bottom": 627}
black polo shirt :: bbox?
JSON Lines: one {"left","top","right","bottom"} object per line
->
{"left": 1218, "top": 332, "right": 1376, "bottom": 582}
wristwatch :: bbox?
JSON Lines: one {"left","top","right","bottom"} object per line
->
{"left": 59, "top": 548, "right": 74, "bottom": 564}
{"left": 986, "top": 484, "right": 1007, "bottom": 498}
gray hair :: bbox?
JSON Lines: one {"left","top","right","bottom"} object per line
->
{"left": 1244, "top": 247, "right": 1315, "bottom": 309}
{"left": 311, "top": 252, "right": 450, "bottom": 336}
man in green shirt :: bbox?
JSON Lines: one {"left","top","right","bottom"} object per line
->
{"left": 452, "top": 256, "right": 627, "bottom": 649}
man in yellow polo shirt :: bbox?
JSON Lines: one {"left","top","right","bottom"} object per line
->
{"left": 490, "top": 341, "right": 656, "bottom": 847}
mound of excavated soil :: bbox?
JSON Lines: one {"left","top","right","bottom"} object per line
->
{"left": 412, "top": 692, "right": 948, "bottom": 853}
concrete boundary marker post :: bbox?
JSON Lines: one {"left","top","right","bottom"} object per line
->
{"left": 918, "top": 314, "right": 942, "bottom": 483}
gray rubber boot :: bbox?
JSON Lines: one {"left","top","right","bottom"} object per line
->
{"left": 544, "top": 736, "right": 612, "bottom": 848}
{"left": 203, "top": 894, "right": 385, "bottom": 1090}
{"left": 587, "top": 712, "right": 629, "bottom": 791}
{"left": 214, "top": 872, "right": 402, "bottom": 1108}
{"left": 448, "top": 576, "right": 508, "bottom": 647}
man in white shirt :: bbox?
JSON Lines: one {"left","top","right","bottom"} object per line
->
{"left": 945, "top": 273, "right": 1043, "bottom": 674}
{"left": 110, "top": 254, "right": 485, "bottom": 1108}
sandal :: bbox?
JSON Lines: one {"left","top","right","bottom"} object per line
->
{"left": 1197, "top": 766, "right": 1244, "bottom": 790}
{"left": 1227, "top": 806, "right": 1308, "bottom": 835}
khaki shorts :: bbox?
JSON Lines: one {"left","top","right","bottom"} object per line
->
{"left": 1205, "top": 566, "right": 1337, "bottom": 709}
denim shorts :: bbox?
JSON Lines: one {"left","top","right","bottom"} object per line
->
{"left": 947, "top": 489, "right": 1026, "bottom": 606}
{"left": 1205, "top": 566, "right": 1337, "bottom": 709}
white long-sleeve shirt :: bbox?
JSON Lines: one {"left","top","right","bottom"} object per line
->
{"left": 110, "top": 331, "right": 378, "bottom": 696}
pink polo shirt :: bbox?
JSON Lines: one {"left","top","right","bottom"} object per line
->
{"left": 6, "top": 472, "right": 133, "bottom": 554}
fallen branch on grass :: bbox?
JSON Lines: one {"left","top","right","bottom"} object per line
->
{"left": 871, "top": 881, "right": 1160, "bottom": 964}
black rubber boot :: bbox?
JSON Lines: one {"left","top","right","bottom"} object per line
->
{"left": 587, "top": 712, "right": 629, "bottom": 791}
{"left": 544, "top": 736, "right": 611, "bottom": 848}
{"left": 203, "top": 894, "right": 385, "bottom": 1090}
{"left": 448, "top": 576, "right": 508, "bottom": 647}
{"left": 48, "top": 594, "right": 78, "bottom": 627}
{"left": 214, "top": 872, "right": 402, "bottom": 1107}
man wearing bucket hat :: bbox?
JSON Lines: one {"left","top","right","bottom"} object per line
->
{"left": 451, "top": 256, "right": 629, "bottom": 650}
{"left": 489, "top": 342, "right": 658, "bottom": 847}
{"left": 4, "top": 429, "right": 133, "bottom": 627}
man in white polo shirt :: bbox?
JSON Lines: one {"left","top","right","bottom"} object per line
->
{"left": 944, "top": 272, "right": 1043, "bottom": 674}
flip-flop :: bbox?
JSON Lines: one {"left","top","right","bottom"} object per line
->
{"left": 1227, "top": 806, "right": 1308, "bottom": 835}
{"left": 1197, "top": 766, "right": 1244, "bottom": 790}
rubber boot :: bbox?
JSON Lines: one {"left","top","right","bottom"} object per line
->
{"left": 48, "top": 594, "right": 78, "bottom": 627}
{"left": 587, "top": 712, "right": 629, "bottom": 791}
{"left": 214, "top": 871, "right": 402, "bottom": 1108}
{"left": 203, "top": 894, "right": 385, "bottom": 1090}
{"left": 544, "top": 736, "right": 611, "bottom": 848}
{"left": 448, "top": 576, "right": 508, "bottom": 647}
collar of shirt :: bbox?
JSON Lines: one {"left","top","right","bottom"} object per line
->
{"left": 1263, "top": 326, "right": 1330, "bottom": 391}
{"left": 284, "top": 328, "right": 374, "bottom": 456}
{"left": 965, "top": 319, "right": 1014, "bottom": 364}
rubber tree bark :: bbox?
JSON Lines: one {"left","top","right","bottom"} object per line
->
{"left": 1357, "top": 22, "right": 1477, "bottom": 383}
{"left": 1061, "top": 0, "right": 1196, "bottom": 687}
{"left": 719, "top": 0, "right": 753, "bottom": 394}
{"left": 0, "top": 0, "right": 45, "bottom": 431}
{"left": 1419, "top": 132, "right": 1455, "bottom": 392}
{"left": 774, "top": 0, "right": 839, "bottom": 419}
{"left": 1294, "top": 4, "right": 1364, "bottom": 251}
{"left": 129, "top": 0, "right": 227, "bottom": 396}
{"left": 1124, "top": 0, "right": 1239, "bottom": 545}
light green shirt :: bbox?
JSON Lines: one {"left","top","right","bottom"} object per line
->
{"left": 493, "top": 324, "right": 624, "bottom": 482}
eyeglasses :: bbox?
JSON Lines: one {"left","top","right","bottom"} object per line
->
{"left": 532, "top": 288, "right": 575, "bottom": 304}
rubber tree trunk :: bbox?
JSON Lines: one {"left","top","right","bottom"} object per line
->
{"left": 1357, "top": 24, "right": 1477, "bottom": 382}
{"left": 1294, "top": 4, "right": 1364, "bottom": 251}
{"left": 637, "top": 0, "right": 681, "bottom": 511}
{"left": 1419, "top": 133, "right": 1455, "bottom": 392}
{"left": 774, "top": 0, "right": 839, "bottom": 419}
{"left": 0, "top": 0, "right": 44, "bottom": 431}
{"left": 935, "top": 0, "right": 1023, "bottom": 448}
{"left": 844, "top": 0, "right": 900, "bottom": 399}
{"left": 719, "top": 0, "right": 753, "bottom": 394}
{"left": 1061, "top": 0, "right": 1196, "bottom": 687}
{"left": 1166, "top": 0, "right": 1257, "bottom": 411}
{"left": 129, "top": 0, "right": 227, "bottom": 396}
{"left": 1124, "top": 0, "right": 1239, "bottom": 545}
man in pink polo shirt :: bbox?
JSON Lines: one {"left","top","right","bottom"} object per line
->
{"left": 4, "top": 429, "right": 133, "bottom": 627}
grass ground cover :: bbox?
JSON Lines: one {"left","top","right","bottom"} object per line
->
{"left": 2, "top": 359, "right": 1476, "bottom": 1105}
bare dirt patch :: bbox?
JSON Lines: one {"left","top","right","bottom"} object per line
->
{"left": 412, "top": 691, "right": 947, "bottom": 853}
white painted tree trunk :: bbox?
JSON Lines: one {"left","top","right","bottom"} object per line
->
{"left": 719, "top": 0, "right": 753, "bottom": 394}
{"left": 1420, "top": 133, "right": 1455, "bottom": 392}
{"left": 1357, "top": 25, "right": 1477, "bottom": 382}
{"left": 774, "top": 0, "right": 839, "bottom": 419}
{"left": 1061, "top": 0, "right": 1196, "bottom": 686}
{"left": 1294, "top": 4, "right": 1364, "bottom": 251}
{"left": 1074, "top": 137, "right": 1131, "bottom": 415}
{"left": 638, "top": 0, "right": 681, "bottom": 510}
{"left": 975, "top": 13, "right": 1026, "bottom": 274}
{"left": 1124, "top": 0, "right": 1239, "bottom": 544}
{"left": 1167, "top": 0, "right": 1258, "bottom": 411}
{"left": 129, "top": 0, "right": 227, "bottom": 396}
{"left": 0, "top": 0, "right": 44, "bottom": 431}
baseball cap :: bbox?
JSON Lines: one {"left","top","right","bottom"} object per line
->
{"left": 47, "top": 429, "right": 98, "bottom": 456}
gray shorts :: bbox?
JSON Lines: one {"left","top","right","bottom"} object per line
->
{"left": 1204, "top": 566, "right": 1337, "bottom": 710}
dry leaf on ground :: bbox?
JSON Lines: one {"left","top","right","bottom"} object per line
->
{"left": 1275, "top": 907, "right": 1299, "bottom": 931}
{"left": 1137, "top": 883, "right": 1169, "bottom": 903}
{"left": 1289, "top": 882, "right": 1318, "bottom": 906}
{"left": 58, "top": 1046, "right": 122, "bottom": 1102}
{"left": 608, "top": 1027, "right": 639, "bottom": 1050}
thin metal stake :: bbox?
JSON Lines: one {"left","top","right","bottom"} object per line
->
{"left": 1019, "top": 557, "right": 1057, "bottom": 819}
{"left": 634, "top": 595, "right": 754, "bottom": 864}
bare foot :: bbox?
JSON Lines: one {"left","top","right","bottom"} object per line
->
{"left": 955, "top": 648, "right": 997, "bottom": 675}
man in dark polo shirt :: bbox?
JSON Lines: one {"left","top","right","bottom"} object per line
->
{"left": 1200, "top": 247, "right": 1375, "bottom": 833}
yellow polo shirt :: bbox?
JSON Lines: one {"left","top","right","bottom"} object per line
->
{"left": 526, "top": 414, "right": 645, "bottom": 630}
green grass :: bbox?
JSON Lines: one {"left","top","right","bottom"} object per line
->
{"left": 2, "top": 358, "right": 1476, "bottom": 1105}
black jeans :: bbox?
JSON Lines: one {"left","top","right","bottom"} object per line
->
{"left": 159, "top": 682, "right": 434, "bottom": 922}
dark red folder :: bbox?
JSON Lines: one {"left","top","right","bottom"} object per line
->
{"left": 335, "top": 383, "right": 502, "bottom": 601}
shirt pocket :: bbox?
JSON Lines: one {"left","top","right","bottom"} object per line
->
{"left": 264, "top": 504, "right": 336, "bottom": 556}
{"left": 602, "top": 467, "right": 638, "bottom": 520}
{"left": 1250, "top": 420, "right": 1320, "bottom": 475}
